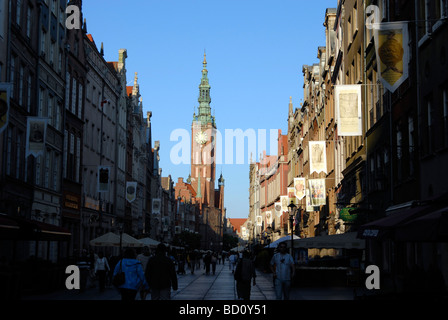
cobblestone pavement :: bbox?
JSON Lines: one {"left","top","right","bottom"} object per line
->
{"left": 22, "top": 261, "right": 355, "bottom": 300}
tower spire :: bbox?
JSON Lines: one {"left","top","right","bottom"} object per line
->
{"left": 197, "top": 52, "right": 213, "bottom": 126}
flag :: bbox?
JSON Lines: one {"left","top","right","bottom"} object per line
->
{"left": 152, "top": 198, "right": 161, "bottom": 214}
{"left": 373, "top": 21, "right": 409, "bottom": 93}
{"left": 335, "top": 85, "right": 362, "bottom": 136}
{"left": 26, "top": 117, "right": 48, "bottom": 157}
{"left": 309, "top": 141, "right": 327, "bottom": 174}
{"left": 274, "top": 202, "right": 282, "bottom": 218}
{"left": 0, "top": 83, "right": 12, "bottom": 135}
{"left": 309, "top": 179, "right": 326, "bottom": 206}
{"left": 294, "top": 178, "right": 306, "bottom": 200}
{"left": 256, "top": 215, "right": 263, "bottom": 227}
{"left": 100, "top": 99, "right": 109, "bottom": 107}
{"left": 265, "top": 211, "right": 272, "bottom": 226}
{"left": 126, "top": 181, "right": 137, "bottom": 203}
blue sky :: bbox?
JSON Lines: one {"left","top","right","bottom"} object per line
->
{"left": 82, "top": 0, "right": 336, "bottom": 219}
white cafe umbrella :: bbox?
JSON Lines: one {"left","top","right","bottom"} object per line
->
{"left": 139, "top": 237, "right": 160, "bottom": 247}
{"left": 265, "top": 235, "right": 301, "bottom": 248}
{"left": 89, "top": 232, "right": 144, "bottom": 248}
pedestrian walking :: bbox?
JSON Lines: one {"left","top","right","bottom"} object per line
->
{"left": 211, "top": 253, "right": 217, "bottom": 275}
{"left": 137, "top": 246, "right": 151, "bottom": 300}
{"left": 203, "top": 252, "right": 212, "bottom": 275}
{"left": 94, "top": 251, "right": 110, "bottom": 292}
{"left": 270, "top": 243, "right": 295, "bottom": 300}
{"left": 229, "top": 253, "right": 237, "bottom": 273}
{"left": 189, "top": 250, "right": 197, "bottom": 274}
{"left": 112, "top": 248, "right": 149, "bottom": 301}
{"left": 145, "top": 243, "right": 178, "bottom": 300}
{"left": 234, "top": 251, "right": 256, "bottom": 300}
{"left": 177, "top": 252, "right": 186, "bottom": 275}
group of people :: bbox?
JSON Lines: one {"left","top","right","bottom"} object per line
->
{"left": 231, "top": 242, "right": 296, "bottom": 300}
{"left": 112, "top": 243, "right": 178, "bottom": 300}
{"left": 77, "top": 241, "right": 296, "bottom": 301}
{"left": 184, "top": 250, "right": 226, "bottom": 275}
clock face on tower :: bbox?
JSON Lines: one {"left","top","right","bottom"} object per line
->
{"left": 195, "top": 131, "right": 208, "bottom": 145}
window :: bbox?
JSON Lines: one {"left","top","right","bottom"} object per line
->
{"left": 16, "top": 133, "right": 21, "bottom": 179}
{"left": 10, "top": 56, "right": 15, "bottom": 98}
{"left": 76, "top": 137, "right": 80, "bottom": 183}
{"left": 427, "top": 99, "right": 433, "bottom": 153}
{"left": 38, "top": 87, "right": 45, "bottom": 116}
{"left": 58, "top": 49, "right": 62, "bottom": 72}
{"left": 65, "top": 72, "right": 70, "bottom": 109}
{"left": 78, "top": 84, "right": 83, "bottom": 118}
{"left": 40, "top": 29, "right": 46, "bottom": 55}
{"left": 418, "top": 0, "right": 430, "bottom": 40}
{"left": 52, "top": 152, "right": 59, "bottom": 191}
{"left": 47, "top": 95, "right": 53, "bottom": 126}
{"left": 44, "top": 150, "right": 50, "bottom": 188}
{"left": 55, "top": 102, "right": 61, "bottom": 130}
{"left": 71, "top": 77, "right": 77, "bottom": 114}
{"left": 35, "top": 155, "right": 41, "bottom": 185}
{"left": 26, "top": 6, "right": 32, "bottom": 38}
{"left": 6, "top": 126, "right": 12, "bottom": 175}
{"left": 443, "top": 88, "right": 448, "bottom": 147}
{"left": 63, "top": 130, "right": 67, "bottom": 179}
{"left": 16, "top": 0, "right": 22, "bottom": 26}
{"left": 19, "top": 65, "right": 24, "bottom": 106}
{"left": 50, "top": 41, "right": 54, "bottom": 65}
{"left": 27, "top": 74, "right": 32, "bottom": 112}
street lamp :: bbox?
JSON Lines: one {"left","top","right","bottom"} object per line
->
{"left": 287, "top": 200, "right": 297, "bottom": 256}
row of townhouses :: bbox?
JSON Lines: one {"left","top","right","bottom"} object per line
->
{"left": 0, "top": 0, "right": 200, "bottom": 264}
{"left": 247, "top": 0, "right": 448, "bottom": 291}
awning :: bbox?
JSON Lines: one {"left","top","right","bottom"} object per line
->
{"left": 394, "top": 207, "right": 448, "bottom": 242}
{"left": 0, "top": 213, "right": 71, "bottom": 241}
{"left": 357, "top": 204, "right": 433, "bottom": 240}
{"left": 288, "top": 232, "right": 365, "bottom": 249}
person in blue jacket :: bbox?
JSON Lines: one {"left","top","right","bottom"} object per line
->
{"left": 113, "top": 248, "right": 149, "bottom": 300}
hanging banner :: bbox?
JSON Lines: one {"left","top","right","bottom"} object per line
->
{"left": 280, "top": 195, "right": 289, "bottom": 213}
{"left": 126, "top": 181, "right": 137, "bottom": 203}
{"left": 288, "top": 187, "right": 298, "bottom": 206}
{"left": 373, "top": 21, "right": 409, "bottom": 93}
{"left": 256, "top": 215, "right": 263, "bottom": 227}
{"left": 26, "top": 117, "right": 48, "bottom": 157}
{"left": 152, "top": 198, "right": 161, "bottom": 214}
{"left": 294, "top": 178, "right": 306, "bottom": 200}
{"left": 274, "top": 202, "right": 282, "bottom": 218}
{"left": 0, "top": 83, "right": 12, "bottom": 135}
{"left": 309, "top": 141, "right": 327, "bottom": 174}
{"left": 309, "top": 179, "right": 326, "bottom": 206}
{"left": 305, "top": 189, "right": 313, "bottom": 212}
{"left": 265, "top": 211, "right": 272, "bottom": 226}
{"left": 98, "top": 166, "right": 111, "bottom": 192}
{"left": 335, "top": 85, "right": 362, "bottom": 136}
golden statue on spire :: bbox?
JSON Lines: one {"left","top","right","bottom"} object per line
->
{"left": 203, "top": 50, "right": 207, "bottom": 69}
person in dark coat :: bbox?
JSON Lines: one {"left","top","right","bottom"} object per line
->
{"left": 203, "top": 252, "right": 212, "bottom": 275}
{"left": 234, "top": 250, "right": 256, "bottom": 300}
{"left": 145, "top": 243, "right": 178, "bottom": 300}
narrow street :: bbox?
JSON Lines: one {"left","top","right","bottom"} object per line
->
{"left": 23, "top": 261, "right": 355, "bottom": 301}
